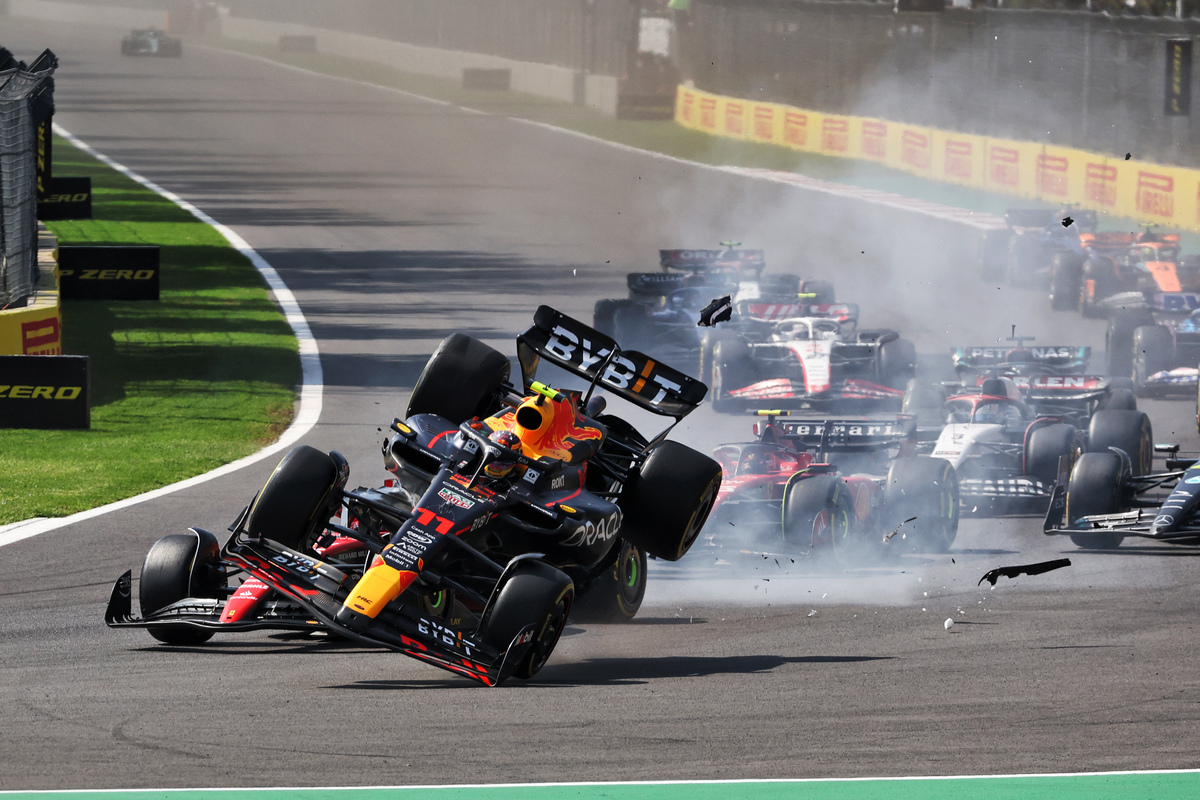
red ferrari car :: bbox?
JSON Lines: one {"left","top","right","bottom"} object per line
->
{"left": 704, "top": 413, "right": 960, "bottom": 563}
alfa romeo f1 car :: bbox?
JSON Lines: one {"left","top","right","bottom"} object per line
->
{"left": 1045, "top": 443, "right": 1200, "bottom": 550}
{"left": 592, "top": 245, "right": 833, "bottom": 373}
{"left": 706, "top": 413, "right": 959, "bottom": 560}
{"left": 106, "top": 307, "right": 722, "bottom": 686}
{"left": 914, "top": 377, "right": 1152, "bottom": 513}
{"left": 120, "top": 29, "right": 182, "bottom": 57}
{"left": 706, "top": 302, "right": 915, "bottom": 413}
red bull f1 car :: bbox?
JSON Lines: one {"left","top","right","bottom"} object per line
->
{"left": 106, "top": 307, "right": 722, "bottom": 686}
{"left": 705, "top": 413, "right": 959, "bottom": 561}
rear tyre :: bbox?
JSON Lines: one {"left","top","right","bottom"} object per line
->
{"left": 593, "top": 299, "right": 622, "bottom": 338}
{"left": 783, "top": 475, "right": 862, "bottom": 564}
{"left": 883, "top": 457, "right": 959, "bottom": 553}
{"left": 878, "top": 338, "right": 917, "bottom": 389}
{"left": 1049, "top": 254, "right": 1083, "bottom": 311}
{"left": 902, "top": 378, "right": 947, "bottom": 416}
{"left": 711, "top": 339, "right": 753, "bottom": 413}
{"left": 572, "top": 540, "right": 648, "bottom": 623}
{"left": 1088, "top": 409, "right": 1153, "bottom": 476}
{"left": 1025, "top": 423, "right": 1077, "bottom": 488}
{"left": 620, "top": 441, "right": 722, "bottom": 561}
{"left": 1065, "top": 452, "right": 1126, "bottom": 549}
{"left": 480, "top": 560, "right": 574, "bottom": 681}
{"left": 406, "top": 333, "right": 510, "bottom": 423}
{"left": 245, "top": 446, "right": 340, "bottom": 551}
{"left": 140, "top": 530, "right": 223, "bottom": 645}
{"left": 1098, "top": 388, "right": 1138, "bottom": 411}
{"left": 1131, "top": 325, "right": 1174, "bottom": 396}
{"left": 1106, "top": 308, "right": 1155, "bottom": 378}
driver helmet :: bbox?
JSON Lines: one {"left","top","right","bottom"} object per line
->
{"left": 484, "top": 429, "right": 522, "bottom": 478}
{"left": 974, "top": 401, "right": 1016, "bottom": 425}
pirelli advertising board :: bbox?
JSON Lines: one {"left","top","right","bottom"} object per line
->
{"left": 0, "top": 355, "right": 89, "bottom": 429}
{"left": 36, "top": 176, "right": 92, "bottom": 221}
{"left": 57, "top": 246, "right": 160, "bottom": 301}
{"left": 676, "top": 85, "right": 1200, "bottom": 233}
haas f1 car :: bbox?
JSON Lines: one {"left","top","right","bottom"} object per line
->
{"left": 1045, "top": 443, "right": 1200, "bottom": 550}
{"left": 706, "top": 301, "right": 915, "bottom": 413}
{"left": 106, "top": 307, "right": 722, "bottom": 686}
{"left": 706, "top": 413, "right": 959, "bottom": 561}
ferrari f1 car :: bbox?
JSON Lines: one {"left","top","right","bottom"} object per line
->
{"left": 913, "top": 377, "right": 1152, "bottom": 513}
{"left": 1044, "top": 443, "right": 1200, "bottom": 550}
{"left": 106, "top": 307, "right": 722, "bottom": 686}
{"left": 705, "top": 302, "right": 915, "bottom": 413}
{"left": 706, "top": 413, "right": 959, "bottom": 560}
{"left": 592, "top": 245, "right": 834, "bottom": 374}
{"left": 120, "top": 29, "right": 182, "bottom": 57}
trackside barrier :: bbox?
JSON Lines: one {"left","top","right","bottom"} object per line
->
{"left": 0, "top": 224, "right": 61, "bottom": 356}
{"left": 676, "top": 85, "right": 1200, "bottom": 233}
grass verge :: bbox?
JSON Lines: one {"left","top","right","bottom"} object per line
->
{"left": 0, "top": 136, "right": 299, "bottom": 525}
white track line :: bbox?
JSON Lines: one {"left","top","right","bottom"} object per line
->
{"left": 0, "top": 126, "right": 322, "bottom": 548}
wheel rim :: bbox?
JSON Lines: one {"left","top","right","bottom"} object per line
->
{"left": 528, "top": 598, "right": 570, "bottom": 675}
{"left": 679, "top": 475, "right": 720, "bottom": 556}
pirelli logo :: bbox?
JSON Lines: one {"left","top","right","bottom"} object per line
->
{"left": 989, "top": 146, "right": 1020, "bottom": 187}
{"left": 861, "top": 121, "right": 887, "bottom": 160}
{"left": 945, "top": 140, "right": 973, "bottom": 181}
{"left": 1085, "top": 163, "right": 1118, "bottom": 208}
{"left": 1037, "top": 155, "right": 1069, "bottom": 198}
{"left": 37, "top": 176, "right": 92, "bottom": 221}
{"left": 21, "top": 317, "right": 61, "bottom": 355}
{"left": 822, "top": 118, "right": 848, "bottom": 153}
{"left": 784, "top": 111, "right": 808, "bottom": 147}
{"left": 1137, "top": 171, "right": 1174, "bottom": 218}
{"left": 900, "top": 130, "right": 930, "bottom": 171}
{"left": 699, "top": 97, "right": 717, "bottom": 130}
{"left": 0, "top": 355, "right": 90, "bottom": 429}
{"left": 680, "top": 91, "right": 695, "bottom": 124}
{"left": 724, "top": 102, "right": 744, "bottom": 136}
{"left": 57, "top": 246, "right": 160, "bottom": 301}
{"left": 752, "top": 105, "right": 774, "bottom": 141}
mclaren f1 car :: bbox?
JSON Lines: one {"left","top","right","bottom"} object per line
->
{"left": 106, "top": 307, "right": 722, "bottom": 686}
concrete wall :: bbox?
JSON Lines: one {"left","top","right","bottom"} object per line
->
{"left": 217, "top": 14, "right": 619, "bottom": 115}
{"left": 7, "top": 0, "right": 166, "bottom": 29}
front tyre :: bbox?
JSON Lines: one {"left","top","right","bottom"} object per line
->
{"left": 1065, "top": 452, "right": 1126, "bottom": 549}
{"left": 245, "top": 445, "right": 339, "bottom": 551}
{"left": 479, "top": 560, "right": 574, "bottom": 681}
{"left": 140, "top": 530, "right": 224, "bottom": 645}
{"left": 406, "top": 333, "right": 510, "bottom": 423}
{"left": 572, "top": 540, "right": 648, "bottom": 623}
{"left": 783, "top": 475, "right": 858, "bottom": 564}
{"left": 883, "top": 457, "right": 959, "bottom": 553}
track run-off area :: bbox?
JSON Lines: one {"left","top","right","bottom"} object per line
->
{"left": 3, "top": 16, "right": 1200, "bottom": 796}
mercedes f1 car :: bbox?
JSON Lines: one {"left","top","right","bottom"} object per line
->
{"left": 1044, "top": 443, "right": 1200, "bottom": 550}
{"left": 706, "top": 302, "right": 914, "bottom": 413}
{"left": 913, "top": 376, "right": 1152, "bottom": 513}
{"left": 592, "top": 245, "right": 833, "bottom": 374}
{"left": 120, "top": 29, "right": 182, "bottom": 57}
{"left": 106, "top": 307, "right": 722, "bottom": 686}
{"left": 705, "top": 413, "right": 959, "bottom": 560}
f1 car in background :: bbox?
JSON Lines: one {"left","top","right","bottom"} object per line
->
{"left": 106, "top": 307, "right": 722, "bottom": 686}
{"left": 907, "top": 375, "right": 1151, "bottom": 514}
{"left": 592, "top": 245, "right": 834, "bottom": 374}
{"left": 706, "top": 300, "right": 915, "bottom": 413}
{"left": 1045, "top": 443, "right": 1200, "bottom": 550}
{"left": 1049, "top": 230, "right": 1200, "bottom": 317}
{"left": 1105, "top": 302, "right": 1200, "bottom": 397}
{"left": 120, "top": 29, "right": 183, "bottom": 57}
{"left": 979, "top": 206, "right": 1096, "bottom": 286}
{"left": 705, "top": 413, "right": 959, "bottom": 561}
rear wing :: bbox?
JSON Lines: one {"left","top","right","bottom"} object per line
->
{"left": 952, "top": 345, "right": 1089, "bottom": 372}
{"left": 516, "top": 305, "right": 707, "bottom": 418}
{"left": 659, "top": 249, "right": 766, "bottom": 275}
{"left": 738, "top": 300, "right": 859, "bottom": 323}
{"left": 762, "top": 414, "right": 917, "bottom": 450}
{"left": 627, "top": 272, "right": 688, "bottom": 296}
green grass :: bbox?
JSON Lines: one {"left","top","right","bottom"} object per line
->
{"left": 0, "top": 137, "right": 299, "bottom": 525}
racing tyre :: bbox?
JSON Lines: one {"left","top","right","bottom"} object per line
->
{"left": 406, "top": 333, "right": 510, "bottom": 423}
{"left": 1105, "top": 308, "right": 1155, "bottom": 378}
{"left": 1025, "top": 423, "right": 1077, "bottom": 489}
{"left": 878, "top": 338, "right": 917, "bottom": 389}
{"left": 1049, "top": 253, "right": 1083, "bottom": 311}
{"left": 1081, "top": 258, "right": 1119, "bottom": 318}
{"left": 883, "top": 457, "right": 959, "bottom": 553}
{"left": 140, "top": 530, "right": 224, "bottom": 645}
{"left": 1065, "top": 452, "right": 1126, "bottom": 549}
{"left": 711, "top": 339, "right": 753, "bottom": 413}
{"left": 782, "top": 475, "right": 867, "bottom": 564}
{"left": 1087, "top": 409, "right": 1153, "bottom": 476}
{"left": 620, "top": 441, "right": 722, "bottom": 561}
{"left": 698, "top": 328, "right": 734, "bottom": 386}
{"left": 571, "top": 540, "right": 648, "bottom": 623}
{"left": 480, "top": 560, "right": 573, "bottom": 681}
{"left": 246, "top": 445, "right": 340, "bottom": 551}
{"left": 902, "top": 379, "right": 947, "bottom": 416}
{"left": 798, "top": 279, "right": 835, "bottom": 304}
{"left": 593, "top": 299, "right": 623, "bottom": 338}
{"left": 1098, "top": 387, "right": 1138, "bottom": 411}
{"left": 1131, "top": 325, "right": 1174, "bottom": 396}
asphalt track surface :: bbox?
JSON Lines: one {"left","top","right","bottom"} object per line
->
{"left": 3, "top": 19, "right": 1200, "bottom": 792}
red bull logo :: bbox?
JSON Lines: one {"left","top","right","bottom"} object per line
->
{"left": 784, "top": 111, "right": 808, "bottom": 147}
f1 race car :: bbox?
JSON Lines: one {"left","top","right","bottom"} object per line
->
{"left": 1044, "top": 443, "right": 1200, "bottom": 550}
{"left": 1053, "top": 229, "right": 1200, "bottom": 318}
{"left": 106, "top": 307, "right": 722, "bottom": 686}
{"left": 705, "top": 413, "right": 959, "bottom": 560}
{"left": 915, "top": 377, "right": 1152, "bottom": 513}
{"left": 1105, "top": 303, "right": 1200, "bottom": 396}
{"left": 592, "top": 245, "right": 834, "bottom": 373}
{"left": 705, "top": 301, "right": 914, "bottom": 413}
{"left": 120, "top": 29, "right": 183, "bottom": 57}
{"left": 980, "top": 206, "right": 1097, "bottom": 286}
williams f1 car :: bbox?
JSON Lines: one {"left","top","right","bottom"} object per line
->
{"left": 120, "top": 29, "right": 182, "bottom": 57}
{"left": 980, "top": 206, "right": 1096, "bottom": 287}
{"left": 1044, "top": 443, "right": 1200, "bottom": 550}
{"left": 106, "top": 307, "right": 722, "bottom": 686}
{"left": 705, "top": 413, "right": 959, "bottom": 560}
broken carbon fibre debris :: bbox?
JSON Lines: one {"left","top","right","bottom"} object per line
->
{"left": 883, "top": 517, "right": 917, "bottom": 542}
{"left": 697, "top": 295, "right": 733, "bottom": 327}
{"left": 978, "top": 558, "right": 1071, "bottom": 587}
